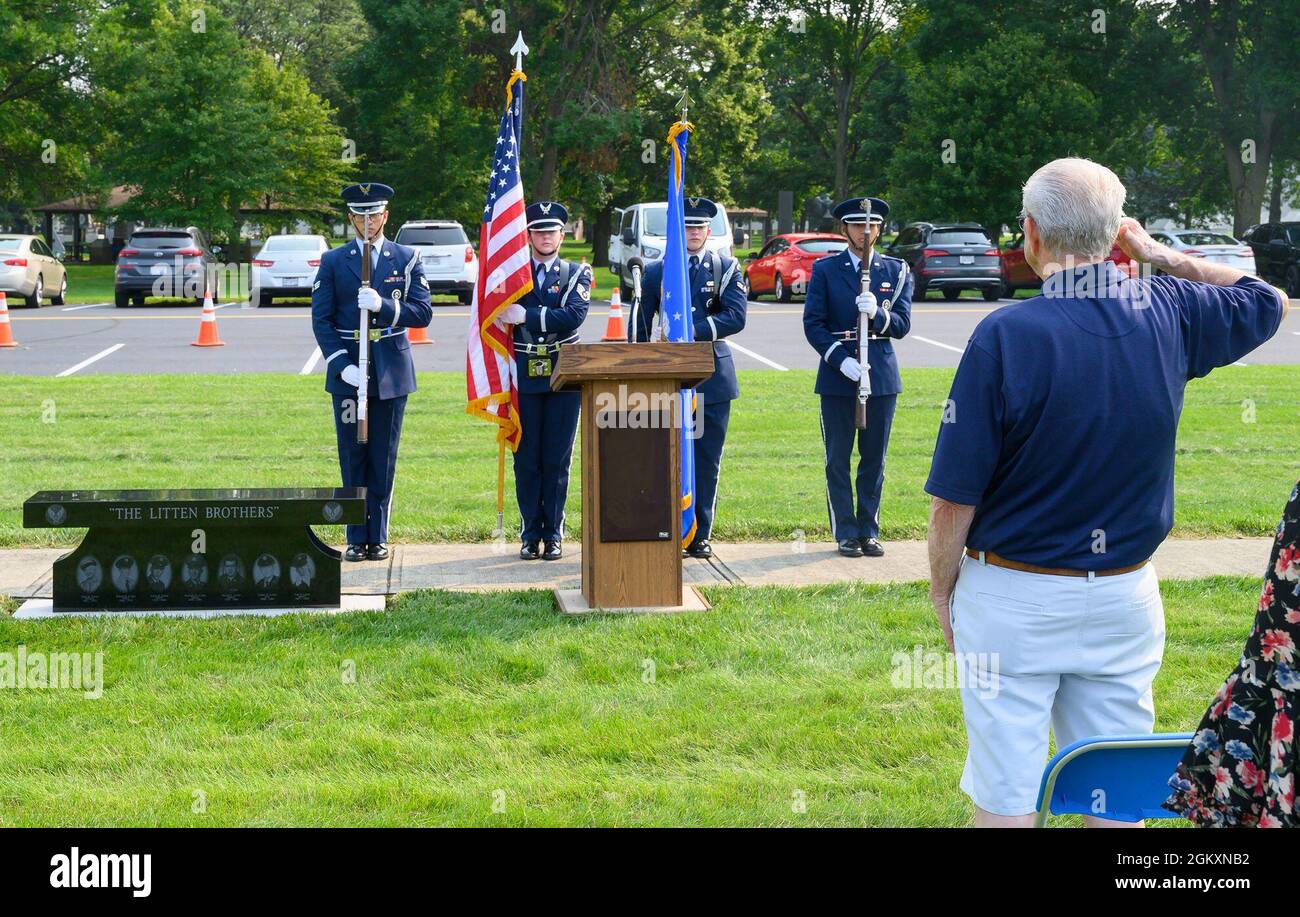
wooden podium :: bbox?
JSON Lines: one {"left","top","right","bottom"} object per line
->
{"left": 551, "top": 341, "right": 716, "bottom": 613}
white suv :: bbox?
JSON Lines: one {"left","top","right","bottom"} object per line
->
{"left": 394, "top": 220, "right": 477, "bottom": 304}
{"left": 608, "top": 202, "right": 733, "bottom": 298}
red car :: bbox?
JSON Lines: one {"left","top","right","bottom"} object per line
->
{"left": 999, "top": 234, "right": 1134, "bottom": 297}
{"left": 745, "top": 233, "right": 848, "bottom": 301}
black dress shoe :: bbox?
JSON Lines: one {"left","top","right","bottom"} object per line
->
{"left": 542, "top": 540, "right": 563, "bottom": 561}
{"left": 519, "top": 541, "right": 540, "bottom": 560}
{"left": 837, "top": 538, "right": 864, "bottom": 558}
{"left": 366, "top": 543, "right": 389, "bottom": 561}
{"left": 860, "top": 538, "right": 884, "bottom": 557}
{"left": 344, "top": 544, "right": 367, "bottom": 563}
{"left": 685, "top": 539, "right": 712, "bottom": 559}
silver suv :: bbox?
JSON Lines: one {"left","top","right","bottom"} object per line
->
{"left": 393, "top": 220, "right": 477, "bottom": 304}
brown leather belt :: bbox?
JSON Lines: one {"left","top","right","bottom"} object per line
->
{"left": 965, "top": 548, "right": 1148, "bottom": 578}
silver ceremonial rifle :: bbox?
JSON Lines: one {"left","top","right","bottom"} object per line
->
{"left": 855, "top": 229, "right": 872, "bottom": 431}
{"left": 357, "top": 212, "right": 371, "bottom": 444}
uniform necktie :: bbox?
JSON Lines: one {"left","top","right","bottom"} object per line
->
{"left": 689, "top": 255, "right": 700, "bottom": 283}
{"left": 536, "top": 263, "right": 547, "bottom": 288}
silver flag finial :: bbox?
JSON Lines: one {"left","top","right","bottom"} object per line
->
{"left": 677, "top": 89, "right": 692, "bottom": 122}
{"left": 511, "top": 31, "right": 529, "bottom": 71}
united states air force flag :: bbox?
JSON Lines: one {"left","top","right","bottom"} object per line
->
{"left": 662, "top": 119, "right": 697, "bottom": 548}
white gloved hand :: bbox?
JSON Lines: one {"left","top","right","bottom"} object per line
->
{"left": 500, "top": 304, "right": 527, "bottom": 324}
{"left": 839, "top": 357, "right": 863, "bottom": 382}
{"left": 341, "top": 364, "right": 361, "bottom": 387}
{"left": 357, "top": 287, "right": 382, "bottom": 313}
{"left": 856, "top": 291, "right": 878, "bottom": 318}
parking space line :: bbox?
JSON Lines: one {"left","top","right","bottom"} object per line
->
{"left": 910, "top": 335, "right": 965, "bottom": 354}
{"left": 56, "top": 343, "right": 125, "bottom": 377}
{"left": 300, "top": 347, "right": 322, "bottom": 375}
{"left": 727, "top": 340, "right": 789, "bottom": 371}
{"left": 61, "top": 303, "right": 108, "bottom": 312}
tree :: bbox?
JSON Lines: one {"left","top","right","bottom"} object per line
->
{"left": 0, "top": 0, "right": 100, "bottom": 209}
{"left": 209, "top": 0, "right": 371, "bottom": 106}
{"left": 93, "top": 3, "right": 349, "bottom": 246}
{"left": 889, "top": 30, "right": 1103, "bottom": 233}
{"left": 1118, "top": 124, "right": 1231, "bottom": 227}
{"left": 1160, "top": 0, "right": 1300, "bottom": 235}
{"left": 887, "top": 0, "right": 1197, "bottom": 233}
{"left": 340, "top": 0, "right": 768, "bottom": 266}
{"left": 339, "top": 0, "right": 497, "bottom": 231}
{"left": 756, "top": 0, "right": 913, "bottom": 202}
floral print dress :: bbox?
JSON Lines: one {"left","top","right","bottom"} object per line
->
{"left": 1165, "top": 481, "right": 1300, "bottom": 827}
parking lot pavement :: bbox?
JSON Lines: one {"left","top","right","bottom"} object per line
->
{"left": 2, "top": 294, "right": 1296, "bottom": 377}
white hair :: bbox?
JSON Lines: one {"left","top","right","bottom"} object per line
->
{"left": 1021, "top": 158, "right": 1126, "bottom": 261}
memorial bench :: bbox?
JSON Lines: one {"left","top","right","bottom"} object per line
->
{"left": 24, "top": 488, "right": 366, "bottom": 612}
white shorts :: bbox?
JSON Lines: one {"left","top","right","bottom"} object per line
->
{"left": 951, "top": 554, "right": 1166, "bottom": 817}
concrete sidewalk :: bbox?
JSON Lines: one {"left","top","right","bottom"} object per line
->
{"left": 0, "top": 537, "right": 1273, "bottom": 601}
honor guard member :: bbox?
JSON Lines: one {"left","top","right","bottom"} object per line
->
{"left": 498, "top": 200, "right": 591, "bottom": 561}
{"left": 311, "top": 182, "right": 433, "bottom": 562}
{"left": 802, "top": 196, "right": 912, "bottom": 557}
{"left": 630, "top": 197, "right": 747, "bottom": 558}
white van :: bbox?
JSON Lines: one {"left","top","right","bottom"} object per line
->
{"left": 608, "top": 202, "right": 733, "bottom": 297}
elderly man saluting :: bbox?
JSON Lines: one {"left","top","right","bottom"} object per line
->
{"left": 925, "top": 157, "right": 1289, "bottom": 827}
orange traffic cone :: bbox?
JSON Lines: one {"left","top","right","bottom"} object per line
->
{"left": 408, "top": 323, "right": 433, "bottom": 345}
{"left": 0, "top": 291, "right": 15, "bottom": 347}
{"left": 191, "top": 287, "right": 224, "bottom": 347}
{"left": 601, "top": 286, "right": 627, "bottom": 341}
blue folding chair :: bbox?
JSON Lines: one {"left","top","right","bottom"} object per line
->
{"left": 1033, "top": 732, "right": 1195, "bottom": 827}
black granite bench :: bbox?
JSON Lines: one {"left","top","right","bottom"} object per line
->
{"left": 24, "top": 488, "right": 366, "bottom": 612}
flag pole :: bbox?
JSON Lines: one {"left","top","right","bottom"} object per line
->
{"left": 497, "top": 441, "right": 506, "bottom": 537}
{"left": 493, "top": 31, "right": 529, "bottom": 539}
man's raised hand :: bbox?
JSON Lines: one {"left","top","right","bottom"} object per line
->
{"left": 1115, "top": 217, "right": 1160, "bottom": 264}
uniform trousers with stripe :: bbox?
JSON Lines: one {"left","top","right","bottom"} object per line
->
{"left": 331, "top": 393, "right": 406, "bottom": 545}
{"left": 692, "top": 395, "right": 732, "bottom": 542}
{"left": 515, "top": 390, "right": 580, "bottom": 543}
{"left": 818, "top": 393, "right": 897, "bottom": 541}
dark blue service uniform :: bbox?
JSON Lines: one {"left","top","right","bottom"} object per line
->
{"left": 312, "top": 189, "right": 432, "bottom": 549}
{"left": 803, "top": 221, "right": 913, "bottom": 546}
{"left": 513, "top": 254, "right": 591, "bottom": 545}
{"left": 631, "top": 249, "right": 747, "bottom": 543}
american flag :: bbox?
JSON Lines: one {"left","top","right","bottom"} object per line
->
{"left": 465, "top": 70, "right": 531, "bottom": 451}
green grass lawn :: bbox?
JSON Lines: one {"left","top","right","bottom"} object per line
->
{"left": 1, "top": 368, "right": 1294, "bottom": 548}
{"left": 0, "top": 577, "right": 1259, "bottom": 826}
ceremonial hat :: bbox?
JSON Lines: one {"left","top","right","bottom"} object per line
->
{"left": 684, "top": 197, "right": 719, "bottom": 227}
{"left": 832, "top": 196, "right": 889, "bottom": 225}
{"left": 341, "top": 182, "right": 394, "bottom": 216}
{"left": 526, "top": 200, "right": 568, "bottom": 231}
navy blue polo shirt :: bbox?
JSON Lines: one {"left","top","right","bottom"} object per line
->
{"left": 925, "top": 263, "right": 1284, "bottom": 570}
